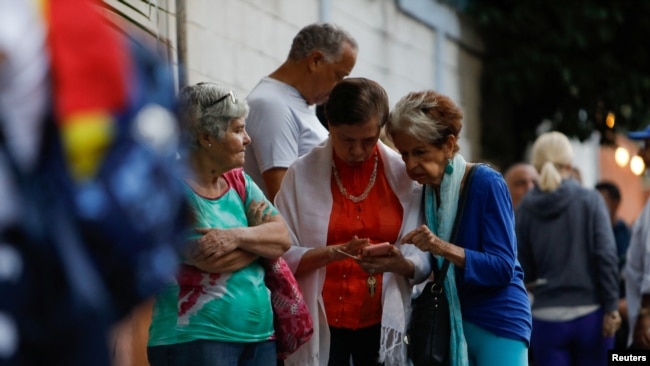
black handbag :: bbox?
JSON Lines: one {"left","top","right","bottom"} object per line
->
{"left": 404, "top": 164, "right": 479, "bottom": 366}
{"left": 406, "top": 259, "right": 452, "bottom": 366}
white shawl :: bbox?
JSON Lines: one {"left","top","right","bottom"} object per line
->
{"left": 275, "top": 139, "right": 431, "bottom": 366}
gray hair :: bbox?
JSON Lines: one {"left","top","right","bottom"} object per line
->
{"left": 530, "top": 131, "right": 574, "bottom": 192}
{"left": 288, "top": 23, "right": 358, "bottom": 62}
{"left": 386, "top": 91, "right": 463, "bottom": 152}
{"left": 178, "top": 82, "right": 249, "bottom": 150}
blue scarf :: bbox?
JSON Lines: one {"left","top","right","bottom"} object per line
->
{"left": 423, "top": 154, "right": 469, "bottom": 366}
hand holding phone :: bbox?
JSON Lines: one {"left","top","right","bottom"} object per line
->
{"left": 361, "top": 242, "right": 392, "bottom": 257}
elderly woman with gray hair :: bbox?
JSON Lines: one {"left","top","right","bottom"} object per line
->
{"left": 515, "top": 131, "right": 621, "bottom": 366}
{"left": 147, "top": 82, "right": 291, "bottom": 366}
{"left": 388, "top": 90, "right": 532, "bottom": 366}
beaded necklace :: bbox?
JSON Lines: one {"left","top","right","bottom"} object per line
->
{"left": 331, "top": 153, "right": 379, "bottom": 203}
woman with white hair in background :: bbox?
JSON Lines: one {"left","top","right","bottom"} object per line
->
{"left": 515, "top": 131, "right": 621, "bottom": 366}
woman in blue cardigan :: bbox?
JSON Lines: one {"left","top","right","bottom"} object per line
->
{"left": 387, "top": 90, "right": 532, "bottom": 366}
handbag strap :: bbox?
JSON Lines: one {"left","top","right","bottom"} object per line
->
{"left": 434, "top": 163, "right": 481, "bottom": 287}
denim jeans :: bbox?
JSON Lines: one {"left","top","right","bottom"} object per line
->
{"left": 530, "top": 309, "right": 614, "bottom": 366}
{"left": 148, "top": 339, "right": 277, "bottom": 366}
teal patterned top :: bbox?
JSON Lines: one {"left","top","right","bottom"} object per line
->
{"left": 148, "top": 170, "right": 277, "bottom": 346}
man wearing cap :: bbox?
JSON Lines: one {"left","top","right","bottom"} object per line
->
{"left": 623, "top": 125, "right": 650, "bottom": 349}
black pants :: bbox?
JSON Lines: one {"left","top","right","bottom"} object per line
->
{"left": 328, "top": 323, "right": 383, "bottom": 366}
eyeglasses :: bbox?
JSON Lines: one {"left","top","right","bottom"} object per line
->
{"left": 208, "top": 91, "right": 236, "bottom": 108}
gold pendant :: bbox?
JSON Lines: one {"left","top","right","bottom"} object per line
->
{"left": 367, "top": 275, "right": 377, "bottom": 297}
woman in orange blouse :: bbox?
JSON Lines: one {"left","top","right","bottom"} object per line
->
{"left": 275, "top": 78, "right": 431, "bottom": 366}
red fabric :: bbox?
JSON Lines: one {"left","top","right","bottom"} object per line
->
{"left": 261, "top": 257, "right": 313, "bottom": 359}
{"left": 46, "top": 0, "right": 130, "bottom": 122}
{"left": 224, "top": 168, "right": 313, "bottom": 359}
{"left": 323, "top": 148, "right": 403, "bottom": 329}
{"left": 222, "top": 168, "right": 247, "bottom": 202}
{"left": 176, "top": 264, "right": 222, "bottom": 318}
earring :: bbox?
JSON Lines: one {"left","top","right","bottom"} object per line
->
{"left": 444, "top": 158, "right": 453, "bottom": 175}
{"left": 207, "top": 143, "right": 212, "bottom": 148}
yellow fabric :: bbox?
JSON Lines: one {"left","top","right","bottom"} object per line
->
{"left": 33, "top": 0, "right": 47, "bottom": 21}
{"left": 59, "top": 112, "right": 115, "bottom": 181}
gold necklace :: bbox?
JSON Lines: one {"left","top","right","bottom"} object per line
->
{"left": 331, "top": 153, "right": 379, "bottom": 203}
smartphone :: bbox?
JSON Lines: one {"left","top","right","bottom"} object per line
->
{"left": 336, "top": 248, "right": 360, "bottom": 260}
{"left": 361, "top": 242, "right": 392, "bottom": 257}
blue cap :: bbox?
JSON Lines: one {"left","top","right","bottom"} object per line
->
{"left": 628, "top": 125, "right": 650, "bottom": 140}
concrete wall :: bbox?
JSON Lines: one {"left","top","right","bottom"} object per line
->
{"left": 103, "top": 0, "right": 484, "bottom": 161}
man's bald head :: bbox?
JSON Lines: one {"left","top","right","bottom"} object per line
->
{"left": 504, "top": 163, "right": 539, "bottom": 208}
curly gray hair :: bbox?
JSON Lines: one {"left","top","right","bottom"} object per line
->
{"left": 288, "top": 23, "right": 358, "bottom": 62}
{"left": 387, "top": 90, "right": 463, "bottom": 153}
{"left": 178, "top": 82, "right": 249, "bottom": 150}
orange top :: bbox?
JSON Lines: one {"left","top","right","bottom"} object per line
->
{"left": 323, "top": 147, "right": 403, "bottom": 329}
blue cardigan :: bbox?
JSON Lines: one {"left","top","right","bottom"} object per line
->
{"left": 453, "top": 165, "right": 532, "bottom": 344}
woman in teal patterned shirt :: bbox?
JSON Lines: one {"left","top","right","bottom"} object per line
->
{"left": 147, "top": 82, "right": 291, "bottom": 365}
